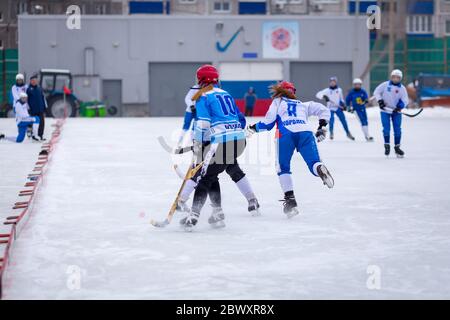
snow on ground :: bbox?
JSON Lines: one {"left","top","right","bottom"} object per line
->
{"left": 2, "top": 108, "right": 450, "bottom": 299}
{"left": 0, "top": 118, "right": 55, "bottom": 236}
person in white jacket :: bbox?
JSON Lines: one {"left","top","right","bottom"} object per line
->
{"left": 316, "top": 76, "right": 355, "bottom": 141}
{"left": 11, "top": 73, "right": 28, "bottom": 104}
{"left": 14, "top": 92, "right": 40, "bottom": 143}
{"left": 373, "top": 69, "right": 409, "bottom": 157}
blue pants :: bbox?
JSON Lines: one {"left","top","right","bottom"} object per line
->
{"left": 330, "top": 109, "right": 349, "bottom": 134}
{"left": 355, "top": 107, "right": 368, "bottom": 126}
{"left": 277, "top": 131, "right": 321, "bottom": 176}
{"left": 16, "top": 117, "right": 39, "bottom": 143}
{"left": 380, "top": 112, "right": 402, "bottom": 145}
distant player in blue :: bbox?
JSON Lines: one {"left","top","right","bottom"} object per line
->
{"left": 374, "top": 69, "right": 409, "bottom": 158}
{"left": 316, "top": 76, "right": 355, "bottom": 141}
{"left": 345, "top": 78, "right": 373, "bottom": 141}
{"left": 248, "top": 81, "right": 334, "bottom": 218}
{"left": 176, "top": 81, "right": 259, "bottom": 222}
{"left": 182, "top": 65, "right": 257, "bottom": 231}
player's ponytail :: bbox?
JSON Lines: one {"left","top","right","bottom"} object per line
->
{"left": 269, "top": 81, "right": 297, "bottom": 100}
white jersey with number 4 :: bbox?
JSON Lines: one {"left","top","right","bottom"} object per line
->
{"left": 256, "top": 97, "right": 330, "bottom": 134}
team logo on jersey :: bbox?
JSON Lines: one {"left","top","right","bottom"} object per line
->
{"left": 271, "top": 28, "right": 291, "bottom": 51}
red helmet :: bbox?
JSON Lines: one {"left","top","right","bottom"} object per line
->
{"left": 196, "top": 65, "right": 219, "bottom": 86}
{"left": 279, "top": 81, "right": 296, "bottom": 94}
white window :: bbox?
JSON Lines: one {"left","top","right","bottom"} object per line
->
{"left": 406, "top": 15, "right": 433, "bottom": 34}
{"left": 219, "top": 62, "right": 284, "bottom": 81}
{"left": 179, "top": 0, "right": 197, "bottom": 3}
{"left": 213, "top": 0, "right": 231, "bottom": 13}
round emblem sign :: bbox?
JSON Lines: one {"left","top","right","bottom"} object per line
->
{"left": 271, "top": 28, "right": 291, "bottom": 51}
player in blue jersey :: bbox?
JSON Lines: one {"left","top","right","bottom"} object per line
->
{"left": 247, "top": 81, "right": 334, "bottom": 218}
{"left": 176, "top": 83, "right": 260, "bottom": 221}
{"left": 182, "top": 65, "right": 255, "bottom": 231}
{"left": 373, "top": 69, "right": 409, "bottom": 157}
{"left": 345, "top": 78, "right": 373, "bottom": 141}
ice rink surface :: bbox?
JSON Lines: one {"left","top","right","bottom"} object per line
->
{"left": 2, "top": 108, "right": 450, "bottom": 299}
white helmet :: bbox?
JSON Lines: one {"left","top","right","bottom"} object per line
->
{"left": 391, "top": 69, "right": 403, "bottom": 80}
{"left": 19, "top": 92, "right": 28, "bottom": 99}
{"left": 16, "top": 73, "right": 24, "bottom": 81}
{"left": 353, "top": 78, "right": 363, "bottom": 85}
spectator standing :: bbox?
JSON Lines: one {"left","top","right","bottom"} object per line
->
{"left": 26, "top": 74, "right": 47, "bottom": 141}
{"left": 244, "top": 87, "right": 257, "bottom": 117}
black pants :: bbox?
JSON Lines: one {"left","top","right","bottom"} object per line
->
{"left": 30, "top": 111, "right": 45, "bottom": 138}
{"left": 245, "top": 107, "right": 254, "bottom": 117}
{"left": 192, "top": 139, "right": 246, "bottom": 214}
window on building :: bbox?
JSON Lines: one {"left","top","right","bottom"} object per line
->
{"left": 213, "top": 0, "right": 231, "bottom": 13}
{"left": 446, "top": 20, "right": 450, "bottom": 35}
{"left": 312, "top": 0, "right": 340, "bottom": 3}
{"left": 406, "top": 15, "right": 433, "bottom": 34}
{"left": 17, "top": 1, "right": 28, "bottom": 14}
{"left": 0, "top": 40, "right": 3, "bottom": 50}
{"left": 94, "top": 3, "right": 107, "bottom": 14}
{"left": 179, "top": 0, "right": 197, "bottom": 4}
{"left": 0, "top": 12, "right": 3, "bottom": 22}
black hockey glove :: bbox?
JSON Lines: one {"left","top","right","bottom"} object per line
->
{"left": 190, "top": 105, "right": 197, "bottom": 118}
{"left": 315, "top": 119, "right": 328, "bottom": 143}
{"left": 393, "top": 107, "right": 402, "bottom": 113}
{"left": 323, "top": 95, "right": 330, "bottom": 103}
{"left": 246, "top": 124, "right": 257, "bottom": 138}
{"left": 378, "top": 100, "right": 386, "bottom": 110}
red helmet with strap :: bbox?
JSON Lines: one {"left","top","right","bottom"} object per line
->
{"left": 196, "top": 65, "right": 219, "bottom": 86}
{"left": 279, "top": 81, "right": 296, "bottom": 94}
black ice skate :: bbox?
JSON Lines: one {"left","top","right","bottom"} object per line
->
{"left": 282, "top": 191, "right": 299, "bottom": 219}
{"left": 366, "top": 136, "right": 374, "bottom": 142}
{"left": 330, "top": 133, "right": 334, "bottom": 140}
{"left": 183, "top": 211, "right": 200, "bottom": 232}
{"left": 384, "top": 144, "right": 390, "bottom": 156}
{"left": 31, "top": 136, "right": 40, "bottom": 142}
{"left": 248, "top": 198, "right": 260, "bottom": 216}
{"left": 0, "top": 133, "right": 5, "bottom": 140}
{"left": 317, "top": 164, "right": 334, "bottom": 189}
{"left": 208, "top": 206, "right": 225, "bottom": 228}
{"left": 394, "top": 145, "right": 405, "bottom": 158}
{"left": 346, "top": 132, "right": 355, "bottom": 141}
{"left": 39, "top": 136, "right": 46, "bottom": 141}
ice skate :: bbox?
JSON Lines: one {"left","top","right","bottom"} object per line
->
{"left": 176, "top": 200, "right": 190, "bottom": 213}
{"left": 31, "top": 136, "right": 40, "bottom": 142}
{"left": 317, "top": 164, "right": 334, "bottom": 189}
{"left": 394, "top": 145, "right": 405, "bottom": 158}
{"left": 365, "top": 136, "right": 374, "bottom": 142}
{"left": 0, "top": 133, "right": 5, "bottom": 140}
{"left": 248, "top": 198, "right": 260, "bottom": 216}
{"left": 282, "top": 192, "right": 299, "bottom": 219}
{"left": 208, "top": 206, "right": 225, "bottom": 229}
{"left": 346, "top": 132, "right": 355, "bottom": 141}
{"left": 329, "top": 132, "right": 334, "bottom": 140}
{"left": 182, "top": 211, "right": 200, "bottom": 232}
{"left": 384, "top": 144, "right": 390, "bottom": 156}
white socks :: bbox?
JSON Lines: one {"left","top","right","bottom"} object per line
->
{"left": 33, "top": 123, "right": 39, "bottom": 137}
{"left": 278, "top": 174, "right": 293, "bottom": 194}
{"left": 236, "top": 176, "right": 256, "bottom": 201}
{"left": 179, "top": 178, "right": 197, "bottom": 203}
{"left": 362, "top": 125, "right": 370, "bottom": 138}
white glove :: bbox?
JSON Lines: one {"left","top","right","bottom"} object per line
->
{"left": 246, "top": 124, "right": 257, "bottom": 138}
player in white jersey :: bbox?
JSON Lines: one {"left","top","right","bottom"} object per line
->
{"left": 373, "top": 69, "right": 409, "bottom": 157}
{"left": 316, "top": 76, "right": 355, "bottom": 141}
{"left": 11, "top": 73, "right": 28, "bottom": 103}
{"left": 247, "top": 81, "right": 334, "bottom": 218}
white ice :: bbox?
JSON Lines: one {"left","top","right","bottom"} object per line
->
{"left": 2, "top": 108, "right": 450, "bottom": 299}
